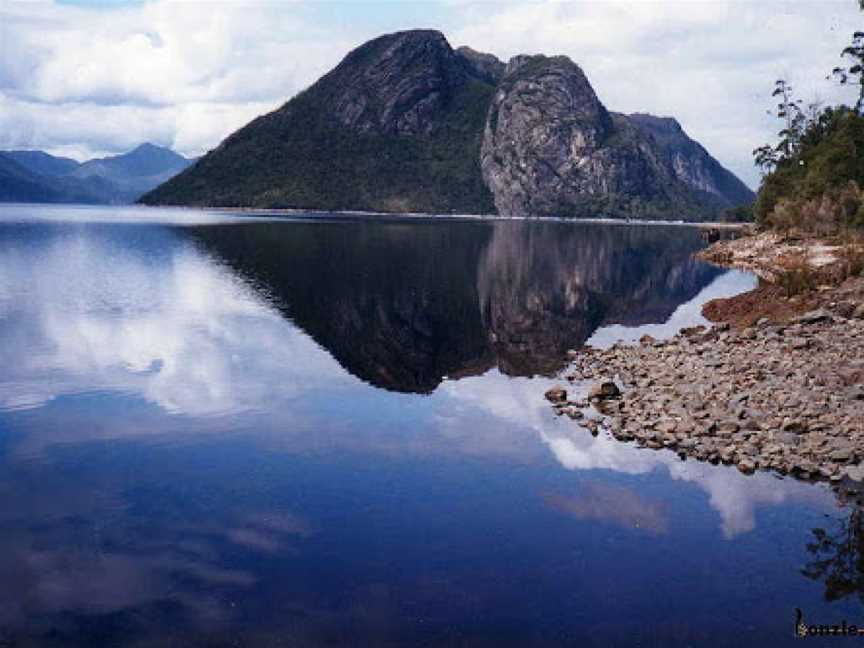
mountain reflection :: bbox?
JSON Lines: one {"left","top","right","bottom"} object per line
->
{"left": 190, "top": 219, "right": 720, "bottom": 392}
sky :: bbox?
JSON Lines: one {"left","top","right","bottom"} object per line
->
{"left": 0, "top": 0, "right": 861, "bottom": 189}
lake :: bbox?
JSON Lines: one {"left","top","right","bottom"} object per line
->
{"left": 0, "top": 203, "right": 859, "bottom": 646}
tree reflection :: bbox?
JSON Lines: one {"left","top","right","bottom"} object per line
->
{"left": 802, "top": 507, "right": 864, "bottom": 603}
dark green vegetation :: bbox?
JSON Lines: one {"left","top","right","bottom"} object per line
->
{"left": 145, "top": 81, "right": 495, "bottom": 213}
{"left": 143, "top": 32, "right": 496, "bottom": 214}
{"left": 0, "top": 144, "right": 193, "bottom": 205}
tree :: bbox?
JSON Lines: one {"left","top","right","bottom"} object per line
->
{"left": 830, "top": 1, "right": 864, "bottom": 112}
{"left": 751, "top": 79, "right": 806, "bottom": 174}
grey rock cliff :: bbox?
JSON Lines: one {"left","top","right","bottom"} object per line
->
{"left": 480, "top": 55, "right": 745, "bottom": 220}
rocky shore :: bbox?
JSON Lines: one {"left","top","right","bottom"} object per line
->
{"left": 548, "top": 230, "right": 864, "bottom": 491}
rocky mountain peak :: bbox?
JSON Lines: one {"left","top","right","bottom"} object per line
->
{"left": 319, "top": 28, "right": 476, "bottom": 137}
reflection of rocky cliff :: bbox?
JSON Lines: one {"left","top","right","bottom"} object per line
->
{"left": 476, "top": 223, "right": 721, "bottom": 375}
{"left": 190, "top": 220, "right": 720, "bottom": 393}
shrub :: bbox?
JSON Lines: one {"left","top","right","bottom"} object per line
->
{"left": 763, "top": 181, "right": 864, "bottom": 236}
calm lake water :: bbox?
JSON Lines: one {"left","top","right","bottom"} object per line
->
{"left": 0, "top": 204, "right": 860, "bottom": 646}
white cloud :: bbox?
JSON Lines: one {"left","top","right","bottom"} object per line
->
{"left": 0, "top": 211, "right": 355, "bottom": 419}
{"left": 0, "top": 0, "right": 860, "bottom": 182}
{"left": 0, "top": 0, "right": 355, "bottom": 159}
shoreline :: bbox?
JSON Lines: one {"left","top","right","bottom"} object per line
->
{"left": 133, "top": 203, "right": 750, "bottom": 229}
{"left": 1, "top": 202, "right": 750, "bottom": 230}
{"left": 548, "top": 228, "right": 864, "bottom": 497}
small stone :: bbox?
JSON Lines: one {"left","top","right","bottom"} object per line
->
{"left": 729, "top": 392, "right": 750, "bottom": 408}
{"left": 544, "top": 386, "right": 567, "bottom": 404}
{"left": 589, "top": 380, "right": 620, "bottom": 401}
{"left": 737, "top": 459, "right": 756, "bottom": 474}
{"left": 716, "top": 420, "right": 740, "bottom": 436}
{"left": 853, "top": 304, "right": 864, "bottom": 320}
{"left": 795, "top": 309, "right": 832, "bottom": 325}
{"left": 775, "top": 432, "right": 799, "bottom": 446}
{"left": 655, "top": 419, "right": 678, "bottom": 434}
{"left": 843, "top": 465, "right": 864, "bottom": 481}
{"left": 739, "top": 327, "right": 757, "bottom": 340}
{"left": 835, "top": 302, "right": 857, "bottom": 319}
{"left": 782, "top": 419, "right": 807, "bottom": 434}
{"left": 830, "top": 448, "right": 853, "bottom": 462}
{"left": 565, "top": 408, "right": 584, "bottom": 420}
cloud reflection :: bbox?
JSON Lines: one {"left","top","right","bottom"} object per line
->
{"left": 438, "top": 291, "right": 834, "bottom": 541}
{"left": 543, "top": 484, "right": 669, "bottom": 536}
{"left": 0, "top": 222, "right": 352, "bottom": 418}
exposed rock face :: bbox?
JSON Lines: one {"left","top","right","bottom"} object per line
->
{"left": 144, "top": 29, "right": 752, "bottom": 220}
{"left": 481, "top": 55, "right": 736, "bottom": 220}
{"left": 324, "top": 30, "right": 471, "bottom": 136}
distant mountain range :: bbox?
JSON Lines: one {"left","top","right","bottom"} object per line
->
{"left": 142, "top": 29, "right": 754, "bottom": 221}
{"left": 0, "top": 143, "right": 194, "bottom": 205}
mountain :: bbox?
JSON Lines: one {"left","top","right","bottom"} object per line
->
{"left": 626, "top": 113, "right": 755, "bottom": 209}
{"left": 0, "top": 153, "right": 63, "bottom": 203}
{"left": 70, "top": 143, "right": 193, "bottom": 201}
{"left": 3, "top": 150, "right": 80, "bottom": 176}
{"left": 143, "top": 30, "right": 496, "bottom": 213}
{"left": 0, "top": 152, "right": 115, "bottom": 204}
{"left": 0, "top": 144, "right": 194, "bottom": 205}
{"left": 141, "top": 29, "right": 753, "bottom": 221}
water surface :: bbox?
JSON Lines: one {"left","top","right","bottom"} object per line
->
{"left": 0, "top": 204, "right": 858, "bottom": 646}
